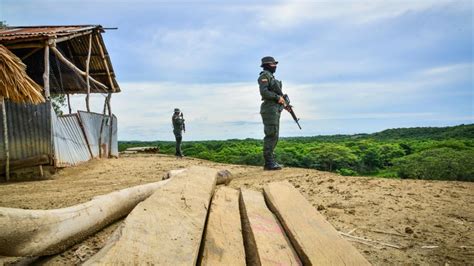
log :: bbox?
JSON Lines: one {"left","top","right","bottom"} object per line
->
{"left": 263, "top": 181, "right": 371, "bottom": 265}
{"left": 200, "top": 187, "right": 245, "bottom": 265}
{"left": 163, "top": 168, "right": 233, "bottom": 185}
{"left": 85, "top": 166, "right": 218, "bottom": 265}
{"left": 0, "top": 154, "right": 49, "bottom": 173}
{"left": 239, "top": 189, "right": 300, "bottom": 266}
{"left": 0, "top": 179, "right": 169, "bottom": 256}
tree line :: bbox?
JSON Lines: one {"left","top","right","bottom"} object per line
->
{"left": 119, "top": 124, "right": 474, "bottom": 182}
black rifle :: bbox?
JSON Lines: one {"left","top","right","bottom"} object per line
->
{"left": 282, "top": 94, "right": 302, "bottom": 130}
{"left": 180, "top": 113, "right": 186, "bottom": 133}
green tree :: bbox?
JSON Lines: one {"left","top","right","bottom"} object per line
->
{"left": 394, "top": 148, "right": 474, "bottom": 181}
{"left": 310, "top": 144, "right": 358, "bottom": 171}
{"left": 51, "top": 94, "right": 67, "bottom": 115}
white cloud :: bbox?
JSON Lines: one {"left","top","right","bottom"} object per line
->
{"left": 256, "top": 0, "right": 467, "bottom": 29}
{"left": 63, "top": 62, "right": 472, "bottom": 140}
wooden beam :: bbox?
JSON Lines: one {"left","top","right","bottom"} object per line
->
{"left": 85, "top": 166, "right": 218, "bottom": 265}
{"left": 85, "top": 34, "right": 92, "bottom": 112}
{"left": 55, "top": 30, "right": 93, "bottom": 43}
{"left": 0, "top": 180, "right": 170, "bottom": 256}
{"left": 20, "top": 47, "right": 42, "bottom": 61}
{"left": 239, "top": 189, "right": 300, "bottom": 265}
{"left": 4, "top": 42, "right": 45, "bottom": 49}
{"left": 1, "top": 97, "right": 9, "bottom": 181}
{"left": 43, "top": 45, "right": 50, "bottom": 99}
{"left": 200, "top": 187, "right": 245, "bottom": 265}
{"left": 50, "top": 46, "right": 109, "bottom": 91}
{"left": 263, "top": 181, "right": 371, "bottom": 265}
{"left": 94, "top": 33, "right": 115, "bottom": 92}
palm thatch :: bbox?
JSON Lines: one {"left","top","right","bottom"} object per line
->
{"left": 0, "top": 45, "right": 45, "bottom": 104}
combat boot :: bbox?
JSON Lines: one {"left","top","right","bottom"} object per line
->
{"left": 264, "top": 161, "right": 282, "bottom": 171}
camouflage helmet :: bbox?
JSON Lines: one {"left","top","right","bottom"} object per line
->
{"left": 260, "top": 56, "right": 278, "bottom": 67}
{"left": 174, "top": 108, "right": 180, "bottom": 113}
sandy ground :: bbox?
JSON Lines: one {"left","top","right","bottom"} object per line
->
{"left": 0, "top": 154, "right": 473, "bottom": 265}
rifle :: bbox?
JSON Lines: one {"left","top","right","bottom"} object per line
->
{"left": 282, "top": 94, "right": 302, "bottom": 130}
{"left": 180, "top": 113, "right": 186, "bottom": 133}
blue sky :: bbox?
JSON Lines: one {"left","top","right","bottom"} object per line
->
{"left": 2, "top": 0, "right": 473, "bottom": 140}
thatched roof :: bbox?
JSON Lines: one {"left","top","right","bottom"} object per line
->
{"left": 0, "top": 44, "right": 45, "bottom": 104}
{"left": 0, "top": 25, "right": 120, "bottom": 94}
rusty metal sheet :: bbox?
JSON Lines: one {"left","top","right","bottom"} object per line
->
{"left": 0, "top": 25, "right": 98, "bottom": 42}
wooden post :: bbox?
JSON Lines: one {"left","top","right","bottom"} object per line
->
{"left": 85, "top": 33, "right": 92, "bottom": 112}
{"left": 107, "top": 93, "right": 113, "bottom": 158}
{"left": 43, "top": 45, "right": 50, "bottom": 99}
{"left": 95, "top": 33, "right": 115, "bottom": 92}
{"left": 98, "top": 94, "right": 109, "bottom": 158}
{"left": 67, "top": 94, "right": 72, "bottom": 114}
{"left": 1, "top": 97, "right": 9, "bottom": 181}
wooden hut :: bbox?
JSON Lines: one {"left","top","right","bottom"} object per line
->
{"left": 0, "top": 25, "right": 120, "bottom": 181}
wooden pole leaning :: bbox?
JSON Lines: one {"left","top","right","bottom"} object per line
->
{"left": 49, "top": 46, "right": 108, "bottom": 91}
{"left": 107, "top": 93, "right": 113, "bottom": 158}
{"left": 95, "top": 33, "right": 115, "bottom": 92}
{"left": 85, "top": 33, "right": 92, "bottom": 112}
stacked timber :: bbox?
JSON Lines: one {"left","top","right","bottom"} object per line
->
{"left": 0, "top": 166, "right": 371, "bottom": 265}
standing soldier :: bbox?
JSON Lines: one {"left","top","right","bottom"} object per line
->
{"left": 258, "top": 56, "right": 285, "bottom": 170}
{"left": 172, "top": 108, "right": 185, "bottom": 158}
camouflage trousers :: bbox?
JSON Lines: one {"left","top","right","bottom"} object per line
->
{"left": 174, "top": 131, "right": 183, "bottom": 156}
{"left": 261, "top": 111, "right": 281, "bottom": 164}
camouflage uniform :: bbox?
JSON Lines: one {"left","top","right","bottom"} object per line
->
{"left": 172, "top": 108, "right": 185, "bottom": 157}
{"left": 258, "top": 56, "right": 284, "bottom": 170}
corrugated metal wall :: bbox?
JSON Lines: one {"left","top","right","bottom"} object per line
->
{"left": 52, "top": 113, "right": 92, "bottom": 167}
{"left": 78, "top": 111, "right": 118, "bottom": 158}
{"left": 0, "top": 101, "right": 118, "bottom": 171}
{"left": 0, "top": 100, "right": 52, "bottom": 161}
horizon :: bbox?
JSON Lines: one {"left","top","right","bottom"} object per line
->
{"left": 2, "top": 0, "right": 473, "bottom": 141}
{"left": 118, "top": 123, "right": 473, "bottom": 142}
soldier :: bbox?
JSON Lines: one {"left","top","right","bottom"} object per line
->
{"left": 258, "top": 56, "right": 285, "bottom": 170}
{"left": 172, "top": 108, "right": 185, "bottom": 158}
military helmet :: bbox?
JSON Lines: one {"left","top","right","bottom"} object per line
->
{"left": 260, "top": 56, "right": 278, "bottom": 67}
{"left": 174, "top": 108, "right": 180, "bottom": 113}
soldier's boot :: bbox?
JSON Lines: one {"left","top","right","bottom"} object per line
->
{"left": 264, "top": 160, "right": 282, "bottom": 171}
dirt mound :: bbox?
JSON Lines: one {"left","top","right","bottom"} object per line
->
{"left": 0, "top": 154, "right": 472, "bottom": 265}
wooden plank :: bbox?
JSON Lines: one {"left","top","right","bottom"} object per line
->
{"left": 200, "top": 187, "right": 245, "bottom": 266}
{"left": 239, "top": 189, "right": 301, "bottom": 266}
{"left": 85, "top": 166, "right": 218, "bottom": 265}
{"left": 263, "top": 181, "right": 371, "bottom": 265}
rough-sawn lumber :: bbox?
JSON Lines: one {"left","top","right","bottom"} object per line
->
{"left": 240, "top": 188, "right": 301, "bottom": 266}
{"left": 85, "top": 166, "right": 218, "bottom": 265}
{"left": 263, "top": 181, "right": 371, "bottom": 265}
{"left": 200, "top": 187, "right": 246, "bottom": 265}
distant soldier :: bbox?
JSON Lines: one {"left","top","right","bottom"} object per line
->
{"left": 172, "top": 108, "right": 185, "bottom": 157}
{"left": 258, "top": 56, "right": 285, "bottom": 170}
